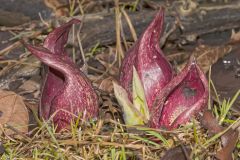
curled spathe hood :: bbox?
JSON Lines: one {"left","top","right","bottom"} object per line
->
{"left": 151, "top": 56, "right": 209, "bottom": 129}
{"left": 26, "top": 19, "right": 99, "bottom": 131}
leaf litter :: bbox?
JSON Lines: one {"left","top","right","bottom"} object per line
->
{"left": 0, "top": 90, "right": 29, "bottom": 136}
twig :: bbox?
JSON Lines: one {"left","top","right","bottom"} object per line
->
{"left": 121, "top": 8, "right": 137, "bottom": 42}
{"left": 115, "top": 0, "right": 124, "bottom": 66}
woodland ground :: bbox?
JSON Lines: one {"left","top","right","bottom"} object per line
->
{"left": 0, "top": 0, "right": 239, "bottom": 159}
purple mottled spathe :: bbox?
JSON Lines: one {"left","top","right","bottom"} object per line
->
{"left": 151, "top": 56, "right": 209, "bottom": 129}
{"left": 119, "top": 9, "right": 173, "bottom": 111}
{"left": 26, "top": 19, "right": 99, "bottom": 131}
{"left": 119, "top": 9, "right": 209, "bottom": 130}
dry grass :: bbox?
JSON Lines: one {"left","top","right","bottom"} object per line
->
{"left": 1, "top": 114, "right": 239, "bottom": 159}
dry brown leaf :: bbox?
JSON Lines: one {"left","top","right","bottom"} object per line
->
{"left": 18, "top": 76, "right": 41, "bottom": 99}
{"left": 18, "top": 76, "right": 40, "bottom": 92}
{"left": 179, "top": 45, "right": 232, "bottom": 73}
{"left": 230, "top": 29, "right": 240, "bottom": 42}
{"left": 99, "top": 76, "right": 116, "bottom": 93}
{"left": 0, "top": 90, "right": 29, "bottom": 135}
{"left": 216, "top": 129, "right": 239, "bottom": 160}
{"left": 44, "top": 0, "right": 68, "bottom": 17}
{"left": 211, "top": 49, "right": 240, "bottom": 112}
{"left": 161, "top": 145, "right": 191, "bottom": 160}
{"left": 200, "top": 110, "right": 224, "bottom": 135}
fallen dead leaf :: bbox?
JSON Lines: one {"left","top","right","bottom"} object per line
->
{"left": 18, "top": 76, "right": 40, "bottom": 92}
{"left": 0, "top": 90, "right": 29, "bottom": 135}
{"left": 200, "top": 110, "right": 224, "bottom": 135}
{"left": 230, "top": 29, "right": 240, "bottom": 42}
{"left": 18, "top": 76, "right": 41, "bottom": 100}
{"left": 44, "top": 0, "right": 68, "bottom": 17}
{"left": 179, "top": 45, "right": 232, "bottom": 73}
{"left": 99, "top": 76, "right": 116, "bottom": 93}
{"left": 200, "top": 110, "right": 239, "bottom": 160}
{"left": 210, "top": 48, "right": 240, "bottom": 112}
{"left": 216, "top": 129, "right": 239, "bottom": 160}
{"left": 161, "top": 145, "right": 191, "bottom": 160}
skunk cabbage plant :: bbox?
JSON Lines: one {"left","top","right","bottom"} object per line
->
{"left": 119, "top": 9, "right": 173, "bottom": 110}
{"left": 115, "top": 9, "right": 208, "bottom": 129}
{"left": 151, "top": 56, "right": 208, "bottom": 129}
{"left": 26, "top": 19, "right": 99, "bottom": 131}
